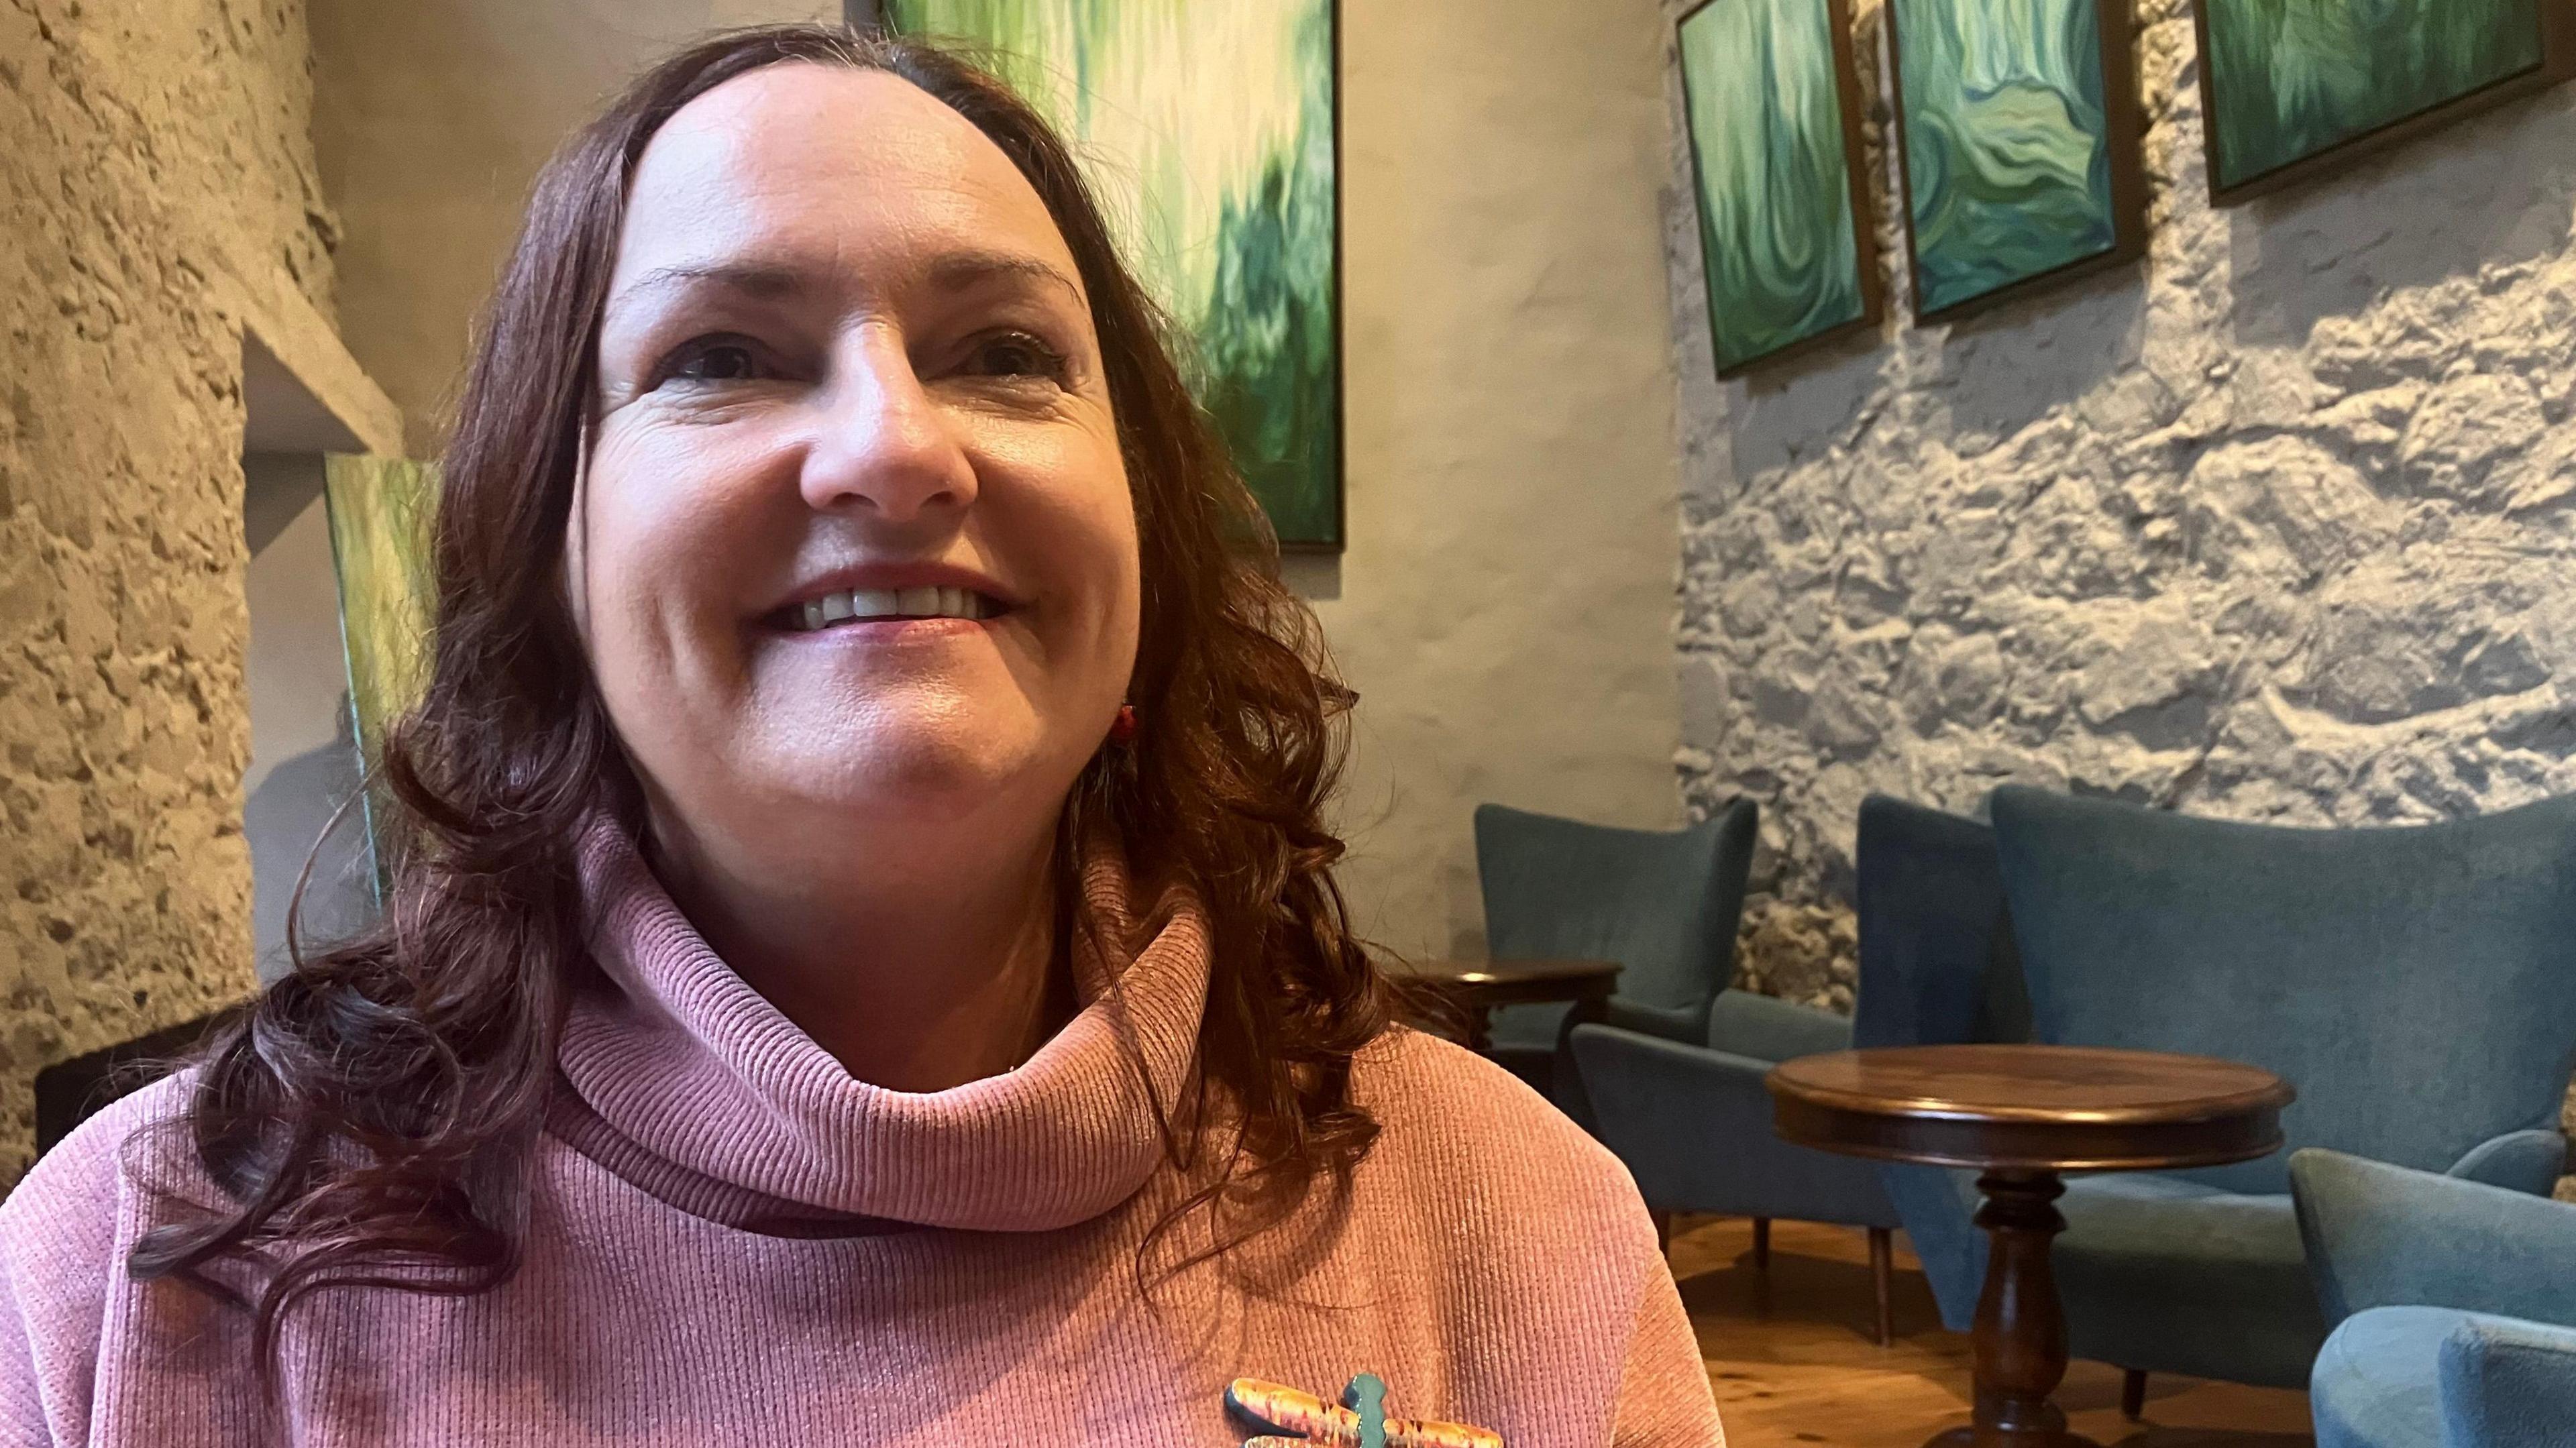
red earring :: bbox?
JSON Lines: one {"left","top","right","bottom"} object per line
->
{"left": 1109, "top": 703, "right": 1139, "bottom": 744}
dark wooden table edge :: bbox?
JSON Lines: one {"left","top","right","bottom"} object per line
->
{"left": 1768, "top": 1094, "right": 2290, "bottom": 1173}
{"left": 1765, "top": 1048, "right": 2297, "bottom": 1129}
{"left": 1381, "top": 959, "right": 1622, "bottom": 986}
{"left": 1765, "top": 1085, "right": 2296, "bottom": 1128}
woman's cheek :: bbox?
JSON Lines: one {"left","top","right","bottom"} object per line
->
{"left": 584, "top": 433, "right": 762, "bottom": 689}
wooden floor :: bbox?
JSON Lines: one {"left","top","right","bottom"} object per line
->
{"left": 1669, "top": 1215, "right": 2315, "bottom": 1448}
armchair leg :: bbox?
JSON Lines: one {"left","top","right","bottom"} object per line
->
{"left": 2121, "top": 1368, "right": 2147, "bottom": 1421}
{"left": 1868, "top": 1227, "right": 1894, "bottom": 1347}
{"left": 1752, "top": 1217, "right": 1770, "bottom": 1272}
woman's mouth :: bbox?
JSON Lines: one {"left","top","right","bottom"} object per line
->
{"left": 767, "top": 585, "right": 1010, "bottom": 633}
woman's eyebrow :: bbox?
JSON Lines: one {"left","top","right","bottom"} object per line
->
{"left": 924, "top": 249, "right": 1085, "bottom": 307}
{"left": 608, "top": 252, "right": 1083, "bottom": 316}
{"left": 609, "top": 260, "right": 808, "bottom": 315}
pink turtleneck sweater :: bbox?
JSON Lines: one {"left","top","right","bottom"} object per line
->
{"left": 0, "top": 819, "right": 1724, "bottom": 1446}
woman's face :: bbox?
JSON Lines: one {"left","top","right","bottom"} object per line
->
{"left": 574, "top": 64, "right": 1139, "bottom": 866}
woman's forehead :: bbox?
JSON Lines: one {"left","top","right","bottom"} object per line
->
{"left": 610, "top": 63, "right": 1077, "bottom": 302}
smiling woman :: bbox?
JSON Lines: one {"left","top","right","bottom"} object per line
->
{"left": 566, "top": 63, "right": 1144, "bottom": 1093}
{"left": 0, "top": 24, "right": 1721, "bottom": 1448}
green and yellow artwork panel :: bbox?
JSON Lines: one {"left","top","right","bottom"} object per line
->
{"left": 882, "top": 0, "right": 1344, "bottom": 550}
{"left": 322, "top": 453, "right": 440, "bottom": 900}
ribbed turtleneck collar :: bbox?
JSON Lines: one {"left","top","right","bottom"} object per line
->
{"left": 555, "top": 812, "right": 1213, "bottom": 1233}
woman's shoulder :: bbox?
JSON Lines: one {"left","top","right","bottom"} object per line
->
{"left": 1346, "top": 1025, "right": 1658, "bottom": 1241}
{"left": 2, "top": 1068, "right": 200, "bottom": 1304}
{"left": 1348, "top": 1025, "right": 1612, "bottom": 1164}
{"left": 0, "top": 1070, "right": 205, "bottom": 1440}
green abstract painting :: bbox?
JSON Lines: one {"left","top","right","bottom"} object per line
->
{"left": 323, "top": 453, "right": 439, "bottom": 900}
{"left": 1890, "top": 0, "right": 2140, "bottom": 317}
{"left": 2201, "top": 0, "right": 2551, "bottom": 199}
{"left": 882, "top": 0, "right": 1342, "bottom": 550}
{"left": 1678, "top": 0, "right": 1878, "bottom": 376}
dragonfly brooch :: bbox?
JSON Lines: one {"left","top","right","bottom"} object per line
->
{"left": 1225, "top": 1374, "right": 1503, "bottom": 1448}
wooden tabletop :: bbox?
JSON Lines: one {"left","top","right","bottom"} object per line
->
{"left": 1386, "top": 957, "right": 1621, "bottom": 989}
{"left": 1382, "top": 959, "right": 1621, "bottom": 1050}
{"left": 1769, "top": 1044, "right": 2294, "bottom": 1173}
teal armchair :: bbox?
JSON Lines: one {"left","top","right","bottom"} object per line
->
{"left": 2294, "top": 1148, "right": 2576, "bottom": 1448}
{"left": 1570, "top": 994, "right": 1903, "bottom": 1341}
{"left": 1474, "top": 799, "right": 1759, "bottom": 1099}
{"left": 1490, "top": 800, "right": 1861, "bottom": 1306}
{"left": 1572, "top": 795, "right": 2008, "bottom": 1345}
{"left": 1878, "top": 787, "right": 2576, "bottom": 1400}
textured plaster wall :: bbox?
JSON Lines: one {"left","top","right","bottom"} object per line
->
{"left": 310, "top": 0, "right": 839, "bottom": 452}
{"left": 1313, "top": 0, "right": 1686, "bottom": 959}
{"left": 0, "top": 0, "right": 339, "bottom": 1175}
{"left": 1664, "top": 1, "right": 2576, "bottom": 1170}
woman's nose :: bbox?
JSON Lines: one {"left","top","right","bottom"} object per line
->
{"left": 796, "top": 333, "right": 977, "bottom": 523}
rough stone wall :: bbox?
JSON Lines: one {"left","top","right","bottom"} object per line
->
{"left": 0, "top": 0, "right": 338, "bottom": 1178}
{"left": 1664, "top": 0, "right": 2576, "bottom": 1185}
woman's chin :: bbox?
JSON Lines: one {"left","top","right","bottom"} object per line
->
{"left": 753, "top": 731, "right": 1066, "bottom": 825}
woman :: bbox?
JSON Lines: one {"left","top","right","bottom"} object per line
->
{"left": 1, "top": 26, "right": 1721, "bottom": 1446}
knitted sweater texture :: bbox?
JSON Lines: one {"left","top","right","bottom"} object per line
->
{"left": 0, "top": 818, "right": 1724, "bottom": 1446}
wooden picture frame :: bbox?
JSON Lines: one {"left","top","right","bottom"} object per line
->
{"left": 1676, "top": 0, "right": 1885, "bottom": 380}
{"left": 2196, "top": 0, "right": 2576, "bottom": 206}
{"left": 1884, "top": 0, "right": 2149, "bottom": 323}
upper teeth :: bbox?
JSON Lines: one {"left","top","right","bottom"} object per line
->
{"left": 794, "top": 586, "right": 996, "bottom": 631}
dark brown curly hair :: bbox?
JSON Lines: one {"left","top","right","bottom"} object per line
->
{"left": 133, "top": 23, "right": 1391, "bottom": 1375}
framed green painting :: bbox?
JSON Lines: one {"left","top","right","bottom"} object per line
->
{"left": 1677, "top": 0, "right": 1884, "bottom": 378}
{"left": 1886, "top": 0, "right": 2147, "bottom": 321}
{"left": 2196, "top": 0, "right": 2576, "bottom": 204}
{"left": 322, "top": 453, "right": 439, "bottom": 903}
{"left": 879, "top": 0, "right": 1344, "bottom": 551}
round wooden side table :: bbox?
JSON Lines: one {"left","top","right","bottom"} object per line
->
{"left": 1767, "top": 1044, "right": 2294, "bottom": 1448}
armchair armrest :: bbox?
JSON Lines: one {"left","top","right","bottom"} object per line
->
{"left": 2292, "top": 1148, "right": 2576, "bottom": 1331}
{"left": 1566, "top": 1023, "right": 1898, "bottom": 1227}
{"left": 1703, "top": 988, "right": 1854, "bottom": 1064}
{"left": 1604, "top": 996, "right": 1707, "bottom": 1045}
{"left": 2447, "top": 1129, "right": 2569, "bottom": 1196}
{"left": 2440, "top": 1313, "right": 2576, "bottom": 1448}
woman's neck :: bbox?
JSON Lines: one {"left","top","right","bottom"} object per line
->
{"left": 641, "top": 808, "right": 1071, "bottom": 1092}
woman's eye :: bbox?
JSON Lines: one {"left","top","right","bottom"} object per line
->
{"left": 964, "top": 332, "right": 1067, "bottom": 382}
{"left": 661, "top": 337, "right": 770, "bottom": 386}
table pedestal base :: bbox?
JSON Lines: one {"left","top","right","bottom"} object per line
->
{"left": 1922, "top": 1430, "right": 2099, "bottom": 1448}
{"left": 1919, "top": 1169, "right": 2100, "bottom": 1448}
